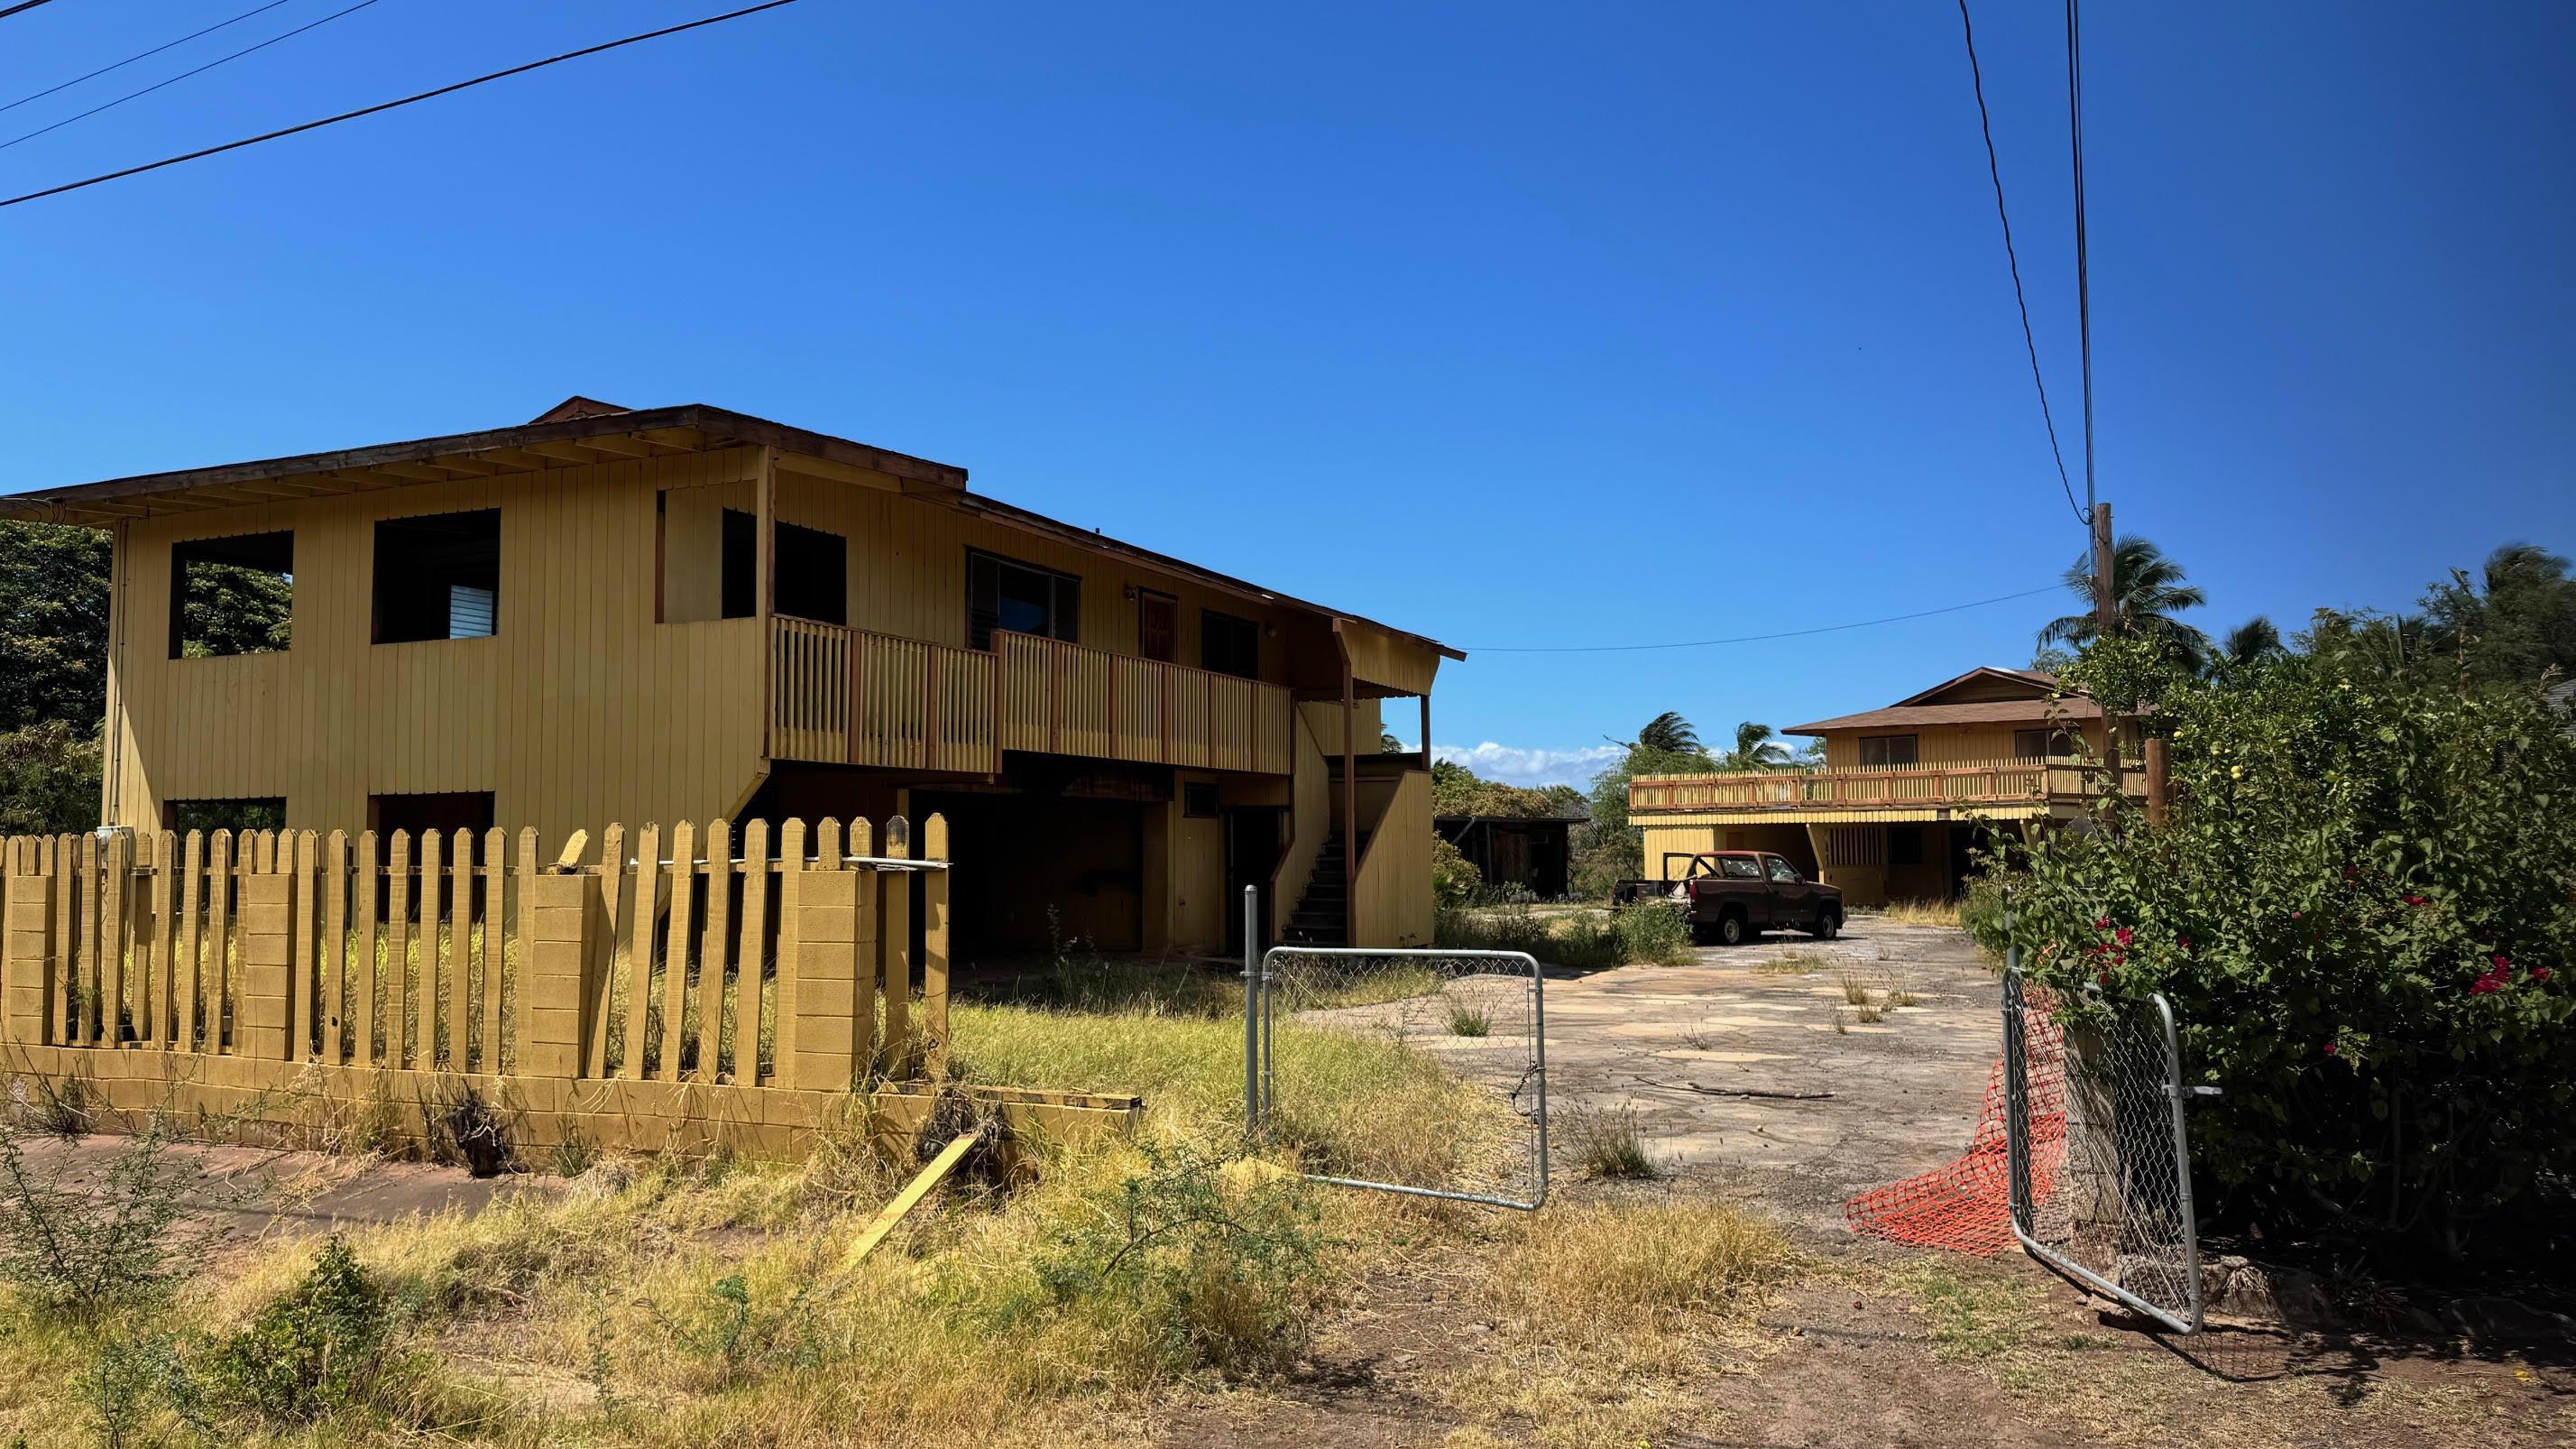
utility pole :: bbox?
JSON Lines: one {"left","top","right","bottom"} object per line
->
{"left": 2091, "top": 501, "right": 2121, "bottom": 784}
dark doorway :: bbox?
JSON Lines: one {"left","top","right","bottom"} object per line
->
{"left": 913, "top": 790, "right": 1143, "bottom": 955}
{"left": 1945, "top": 822, "right": 1980, "bottom": 898}
{"left": 1223, "top": 807, "right": 1283, "bottom": 953}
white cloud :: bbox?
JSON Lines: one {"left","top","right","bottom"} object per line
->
{"left": 1433, "top": 742, "right": 1624, "bottom": 789}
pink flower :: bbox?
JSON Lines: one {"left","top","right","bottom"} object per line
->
{"left": 2492, "top": 955, "right": 2510, "bottom": 970}
{"left": 2403, "top": 894, "right": 2429, "bottom": 908}
{"left": 2323, "top": 1040, "right": 2339, "bottom": 1056}
{"left": 2095, "top": 918, "right": 2111, "bottom": 931}
{"left": 2342, "top": 865, "right": 2361, "bottom": 881}
{"left": 2178, "top": 937, "right": 2194, "bottom": 954}
{"left": 2470, "top": 976, "right": 2502, "bottom": 996}
{"left": 2115, "top": 928, "right": 2134, "bottom": 947}
{"left": 2291, "top": 910, "right": 2303, "bottom": 920}
{"left": 2533, "top": 967, "right": 2553, "bottom": 983}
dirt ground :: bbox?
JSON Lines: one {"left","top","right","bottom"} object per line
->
{"left": 1164, "top": 920, "right": 2576, "bottom": 1448}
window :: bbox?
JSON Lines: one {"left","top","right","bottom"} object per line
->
{"left": 1857, "top": 734, "right": 1919, "bottom": 768}
{"left": 1765, "top": 855, "right": 1799, "bottom": 884}
{"left": 2014, "top": 728, "right": 2072, "bottom": 760}
{"left": 166, "top": 798, "right": 287, "bottom": 835}
{"left": 169, "top": 531, "right": 293, "bottom": 658}
{"left": 1138, "top": 591, "right": 1178, "bottom": 663}
{"left": 1201, "top": 609, "right": 1259, "bottom": 679}
{"left": 967, "top": 549, "right": 1078, "bottom": 650}
{"left": 1719, "top": 854, "right": 1762, "bottom": 880}
{"left": 721, "top": 510, "right": 847, "bottom": 623}
{"left": 1888, "top": 826, "right": 1925, "bottom": 867}
{"left": 373, "top": 510, "right": 501, "bottom": 643}
{"left": 369, "top": 791, "right": 495, "bottom": 840}
{"left": 1182, "top": 781, "right": 1219, "bottom": 818}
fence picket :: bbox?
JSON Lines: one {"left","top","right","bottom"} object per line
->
{"left": 179, "top": 832, "right": 203, "bottom": 1051}
{"left": 491, "top": 827, "right": 515, "bottom": 1074}
{"left": 385, "top": 831, "right": 410, "bottom": 1066}
{"left": 292, "top": 831, "right": 317, "bottom": 1059}
{"left": 148, "top": 831, "right": 176, "bottom": 1046}
{"left": 207, "top": 830, "right": 235, "bottom": 1053}
{"left": 449, "top": 829, "right": 474, "bottom": 1071}
{"left": 587, "top": 824, "right": 626, "bottom": 1077}
{"left": 773, "top": 819, "right": 807, "bottom": 1076}
{"left": 620, "top": 824, "right": 659, "bottom": 1081}
{"left": 731, "top": 819, "right": 768, "bottom": 1084}
{"left": 418, "top": 832, "right": 444, "bottom": 1069}
{"left": 924, "top": 813, "right": 950, "bottom": 1077}
{"left": 354, "top": 832, "right": 380, "bottom": 1066}
{"left": 697, "top": 819, "right": 731, "bottom": 1083}
{"left": 661, "top": 821, "right": 696, "bottom": 1080}
{"left": 324, "top": 832, "right": 348, "bottom": 1064}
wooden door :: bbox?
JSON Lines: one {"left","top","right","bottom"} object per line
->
{"left": 1138, "top": 591, "right": 1178, "bottom": 663}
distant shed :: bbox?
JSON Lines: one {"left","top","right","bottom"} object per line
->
{"left": 1438, "top": 812, "right": 1583, "bottom": 900}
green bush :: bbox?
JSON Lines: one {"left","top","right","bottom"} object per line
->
{"left": 207, "top": 1236, "right": 393, "bottom": 1422}
{"left": 1614, "top": 901, "right": 1694, "bottom": 966}
{"left": 2005, "top": 649, "right": 2576, "bottom": 1252}
{"left": 1430, "top": 835, "right": 1482, "bottom": 910}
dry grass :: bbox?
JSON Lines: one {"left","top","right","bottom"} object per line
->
{"left": 1870, "top": 898, "right": 1961, "bottom": 928}
{"left": 1837, "top": 970, "right": 1872, "bottom": 1006}
{"left": 1753, "top": 952, "right": 1832, "bottom": 976}
{"left": 1559, "top": 1103, "right": 1657, "bottom": 1180}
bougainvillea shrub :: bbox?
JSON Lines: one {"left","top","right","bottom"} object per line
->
{"left": 1999, "top": 650, "right": 2575, "bottom": 1253}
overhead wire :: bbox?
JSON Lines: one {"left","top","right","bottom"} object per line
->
{"left": 0, "top": 0, "right": 388, "bottom": 156}
{"left": 0, "top": 0, "right": 801, "bottom": 209}
{"left": 0, "top": 0, "right": 60, "bottom": 22}
{"left": 1460, "top": 584, "right": 2064, "bottom": 654}
{"left": 1955, "top": 0, "right": 2084, "bottom": 528}
{"left": 0, "top": 0, "right": 295, "bottom": 118}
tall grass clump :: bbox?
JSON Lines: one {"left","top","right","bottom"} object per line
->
{"left": 1490, "top": 1201, "right": 1798, "bottom": 1331}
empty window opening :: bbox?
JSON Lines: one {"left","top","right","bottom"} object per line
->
{"left": 373, "top": 510, "right": 501, "bottom": 643}
{"left": 166, "top": 798, "right": 287, "bottom": 835}
{"left": 722, "top": 510, "right": 847, "bottom": 624}
{"left": 968, "top": 549, "right": 1079, "bottom": 650}
{"left": 2014, "top": 728, "right": 2074, "bottom": 760}
{"left": 169, "top": 531, "right": 293, "bottom": 659}
{"left": 368, "top": 790, "right": 495, "bottom": 841}
{"left": 1857, "top": 734, "right": 1919, "bottom": 768}
{"left": 1201, "top": 609, "right": 1259, "bottom": 679}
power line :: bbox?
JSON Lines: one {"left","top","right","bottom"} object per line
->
{"left": 1955, "top": 0, "right": 2084, "bottom": 528}
{"left": 0, "top": 0, "right": 388, "bottom": 156}
{"left": 0, "top": 0, "right": 801, "bottom": 210}
{"left": 0, "top": 0, "right": 295, "bottom": 118}
{"left": 1461, "top": 584, "right": 2065, "bottom": 654}
{"left": 2065, "top": 0, "right": 2097, "bottom": 515}
{"left": 0, "top": 0, "right": 61, "bottom": 21}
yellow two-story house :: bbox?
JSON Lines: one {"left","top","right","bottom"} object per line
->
{"left": 1627, "top": 666, "right": 2135, "bottom": 906}
{"left": 0, "top": 398, "right": 1457, "bottom": 956}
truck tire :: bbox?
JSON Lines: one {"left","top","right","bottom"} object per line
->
{"left": 1808, "top": 906, "right": 1842, "bottom": 941}
{"left": 1716, "top": 909, "right": 1749, "bottom": 946}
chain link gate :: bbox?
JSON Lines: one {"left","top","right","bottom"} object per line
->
{"left": 2002, "top": 964, "right": 2209, "bottom": 1334}
{"left": 1241, "top": 891, "right": 1548, "bottom": 1209}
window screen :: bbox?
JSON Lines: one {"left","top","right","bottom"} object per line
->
{"left": 967, "top": 549, "right": 1079, "bottom": 650}
{"left": 373, "top": 510, "right": 501, "bottom": 643}
{"left": 1201, "top": 609, "right": 1259, "bottom": 679}
{"left": 1857, "top": 734, "right": 1919, "bottom": 768}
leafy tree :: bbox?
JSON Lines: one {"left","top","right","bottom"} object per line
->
{"left": 1428, "top": 758, "right": 1582, "bottom": 819}
{"left": 2418, "top": 541, "right": 2576, "bottom": 688}
{"left": 2037, "top": 534, "right": 2212, "bottom": 675}
{"left": 0, "top": 521, "right": 111, "bottom": 734}
{"left": 1716, "top": 721, "right": 1792, "bottom": 772}
{"left": 1633, "top": 711, "right": 1701, "bottom": 755}
{"left": 2219, "top": 616, "right": 2284, "bottom": 665}
{"left": 0, "top": 723, "right": 100, "bottom": 835}
{"left": 1993, "top": 641, "right": 2576, "bottom": 1254}
{"left": 175, "top": 560, "right": 292, "bottom": 659}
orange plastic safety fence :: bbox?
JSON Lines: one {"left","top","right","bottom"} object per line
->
{"left": 1844, "top": 984, "right": 2066, "bottom": 1256}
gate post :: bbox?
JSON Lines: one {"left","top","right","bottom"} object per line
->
{"left": 1241, "top": 885, "right": 1259, "bottom": 1138}
{"left": 786, "top": 862, "right": 869, "bottom": 1092}
{"left": 518, "top": 872, "right": 592, "bottom": 1078}
{"left": 236, "top": 869, "right": 293, "bottom": 1060}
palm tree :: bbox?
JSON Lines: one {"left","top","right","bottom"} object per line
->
{"left": 1633, "top": 711, "right": 1702, "bottom": 755}
{"left": 2221, "top": 616, "right": 2284, "bottom": 664}
{"left": 2037, "top": 534, "right": 2213, "bottom": 672}
{"left": 1717, "top": 721, "right": 1793, "bottom": 771}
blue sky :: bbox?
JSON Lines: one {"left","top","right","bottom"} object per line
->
{"left": 5, "top": 2, "right": 2570, "bottom": 784}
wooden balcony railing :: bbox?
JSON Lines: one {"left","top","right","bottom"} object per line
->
{"left": 1628, "top": 757, "right": 2142, "bottom": 813}
{"left": 770, "top": 621, "right": 1293, "bottom": 776}
{"left": 995, "top": 632, "right": 1293, "bottom": 775}
{"left": 771, "top": 619, "right": 999, "bottom": 772}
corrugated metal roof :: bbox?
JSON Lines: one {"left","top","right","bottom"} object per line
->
{"left": 1786, "top": 698, "right": 2106, "bottom": 734}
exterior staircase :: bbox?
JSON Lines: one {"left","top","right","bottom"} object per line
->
{"left": 1282, "top": 827, "right": 1366, "bottom": 946}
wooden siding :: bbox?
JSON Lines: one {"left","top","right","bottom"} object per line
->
{"left": 768, "top": 620, "right": 1001, "bottom": 772}
{"left": 1350, "top": 768, "right": 1432, "bottom": 948}
{"left": 105, "top": 449, "right": 768, "bottom": 837}
{"left": 1337, "top": 618, "right": 1440, "bottom": 697}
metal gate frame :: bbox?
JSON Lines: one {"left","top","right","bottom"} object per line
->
{"left": 1242, "top": 889, "right": 1548, "bottom": 1210}
{"left": 2002, "top": 957, "right": 2207, "bottom": 1334}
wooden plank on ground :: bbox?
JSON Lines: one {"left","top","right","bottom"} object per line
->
{"left": 840, "top": 1129, "right": 981, "bottom": 1272}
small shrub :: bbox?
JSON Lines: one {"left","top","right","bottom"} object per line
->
{"left": 205, "top": 1236, "right": 393, "bottom": 1423}
{"left": 551, "top": 1123, "right": 599, "bottom": 1178}
{"left": 1852, "top": 1001, "right": 1885, "bottom": 1025}
{"left": 650, "top": 1269, "right": 822, "bottom": 1389}
{"left": 1882, "top": 973, "right": 1919, "bottom": 1009}
{"left": 1754, "top": 953, "right": 1828, "bottom": 975}
{"left": 1447, "top": 1002, "right": 1492, "bottom": 1038}
{"left": 1431, "top": 835, "right": 1482, "bottom": 910}
{"left": 1562, "top": 1103, "right": 1656, "bottom": 1179}
{"left": 0, "top": 1124, "right": 195, "bottom": 1320}
{"left": 1008, "top": 1140, "right": 1329, "bottom": 1377}
{"left": 1837, "top": 971, "right": 1872, "bottom": 1006}
{"left": 1677, "top": 1028, "right": 1713, "bottom": 1051}
{"left": 1614, "top": 902, "right": 1693, "bottom": 966}
{"left": 17, "top": 1070, "right": 96, "bottom": 1139}
{"left": 82, "top": 1333, "right": 198, "bottom": 1449}
{"left": 1832, "top": 1008, "right": 1851, "bottom": 1035}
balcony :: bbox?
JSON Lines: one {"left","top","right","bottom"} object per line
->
{"left": 769, "top": 620, "right": 1293, "bottom": 776}
{"left": 1628, "top": 758, "right": 2142, "bottom": 815}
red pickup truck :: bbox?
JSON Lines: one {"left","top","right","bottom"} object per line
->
{"left": 1657, "top": 851, "right": 1844, "bottom": 946}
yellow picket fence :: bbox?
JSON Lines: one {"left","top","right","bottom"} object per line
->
{"left": 0, "top": 816, "right": 1155, "bottom": 1157}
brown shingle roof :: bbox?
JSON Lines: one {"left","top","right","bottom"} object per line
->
{"left": 1785, "top": 697, "right": 2107, "bottom": 735}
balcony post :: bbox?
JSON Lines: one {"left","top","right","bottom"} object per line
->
{"left": 756, "top": 446, "right": 777, "bottom": 761}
